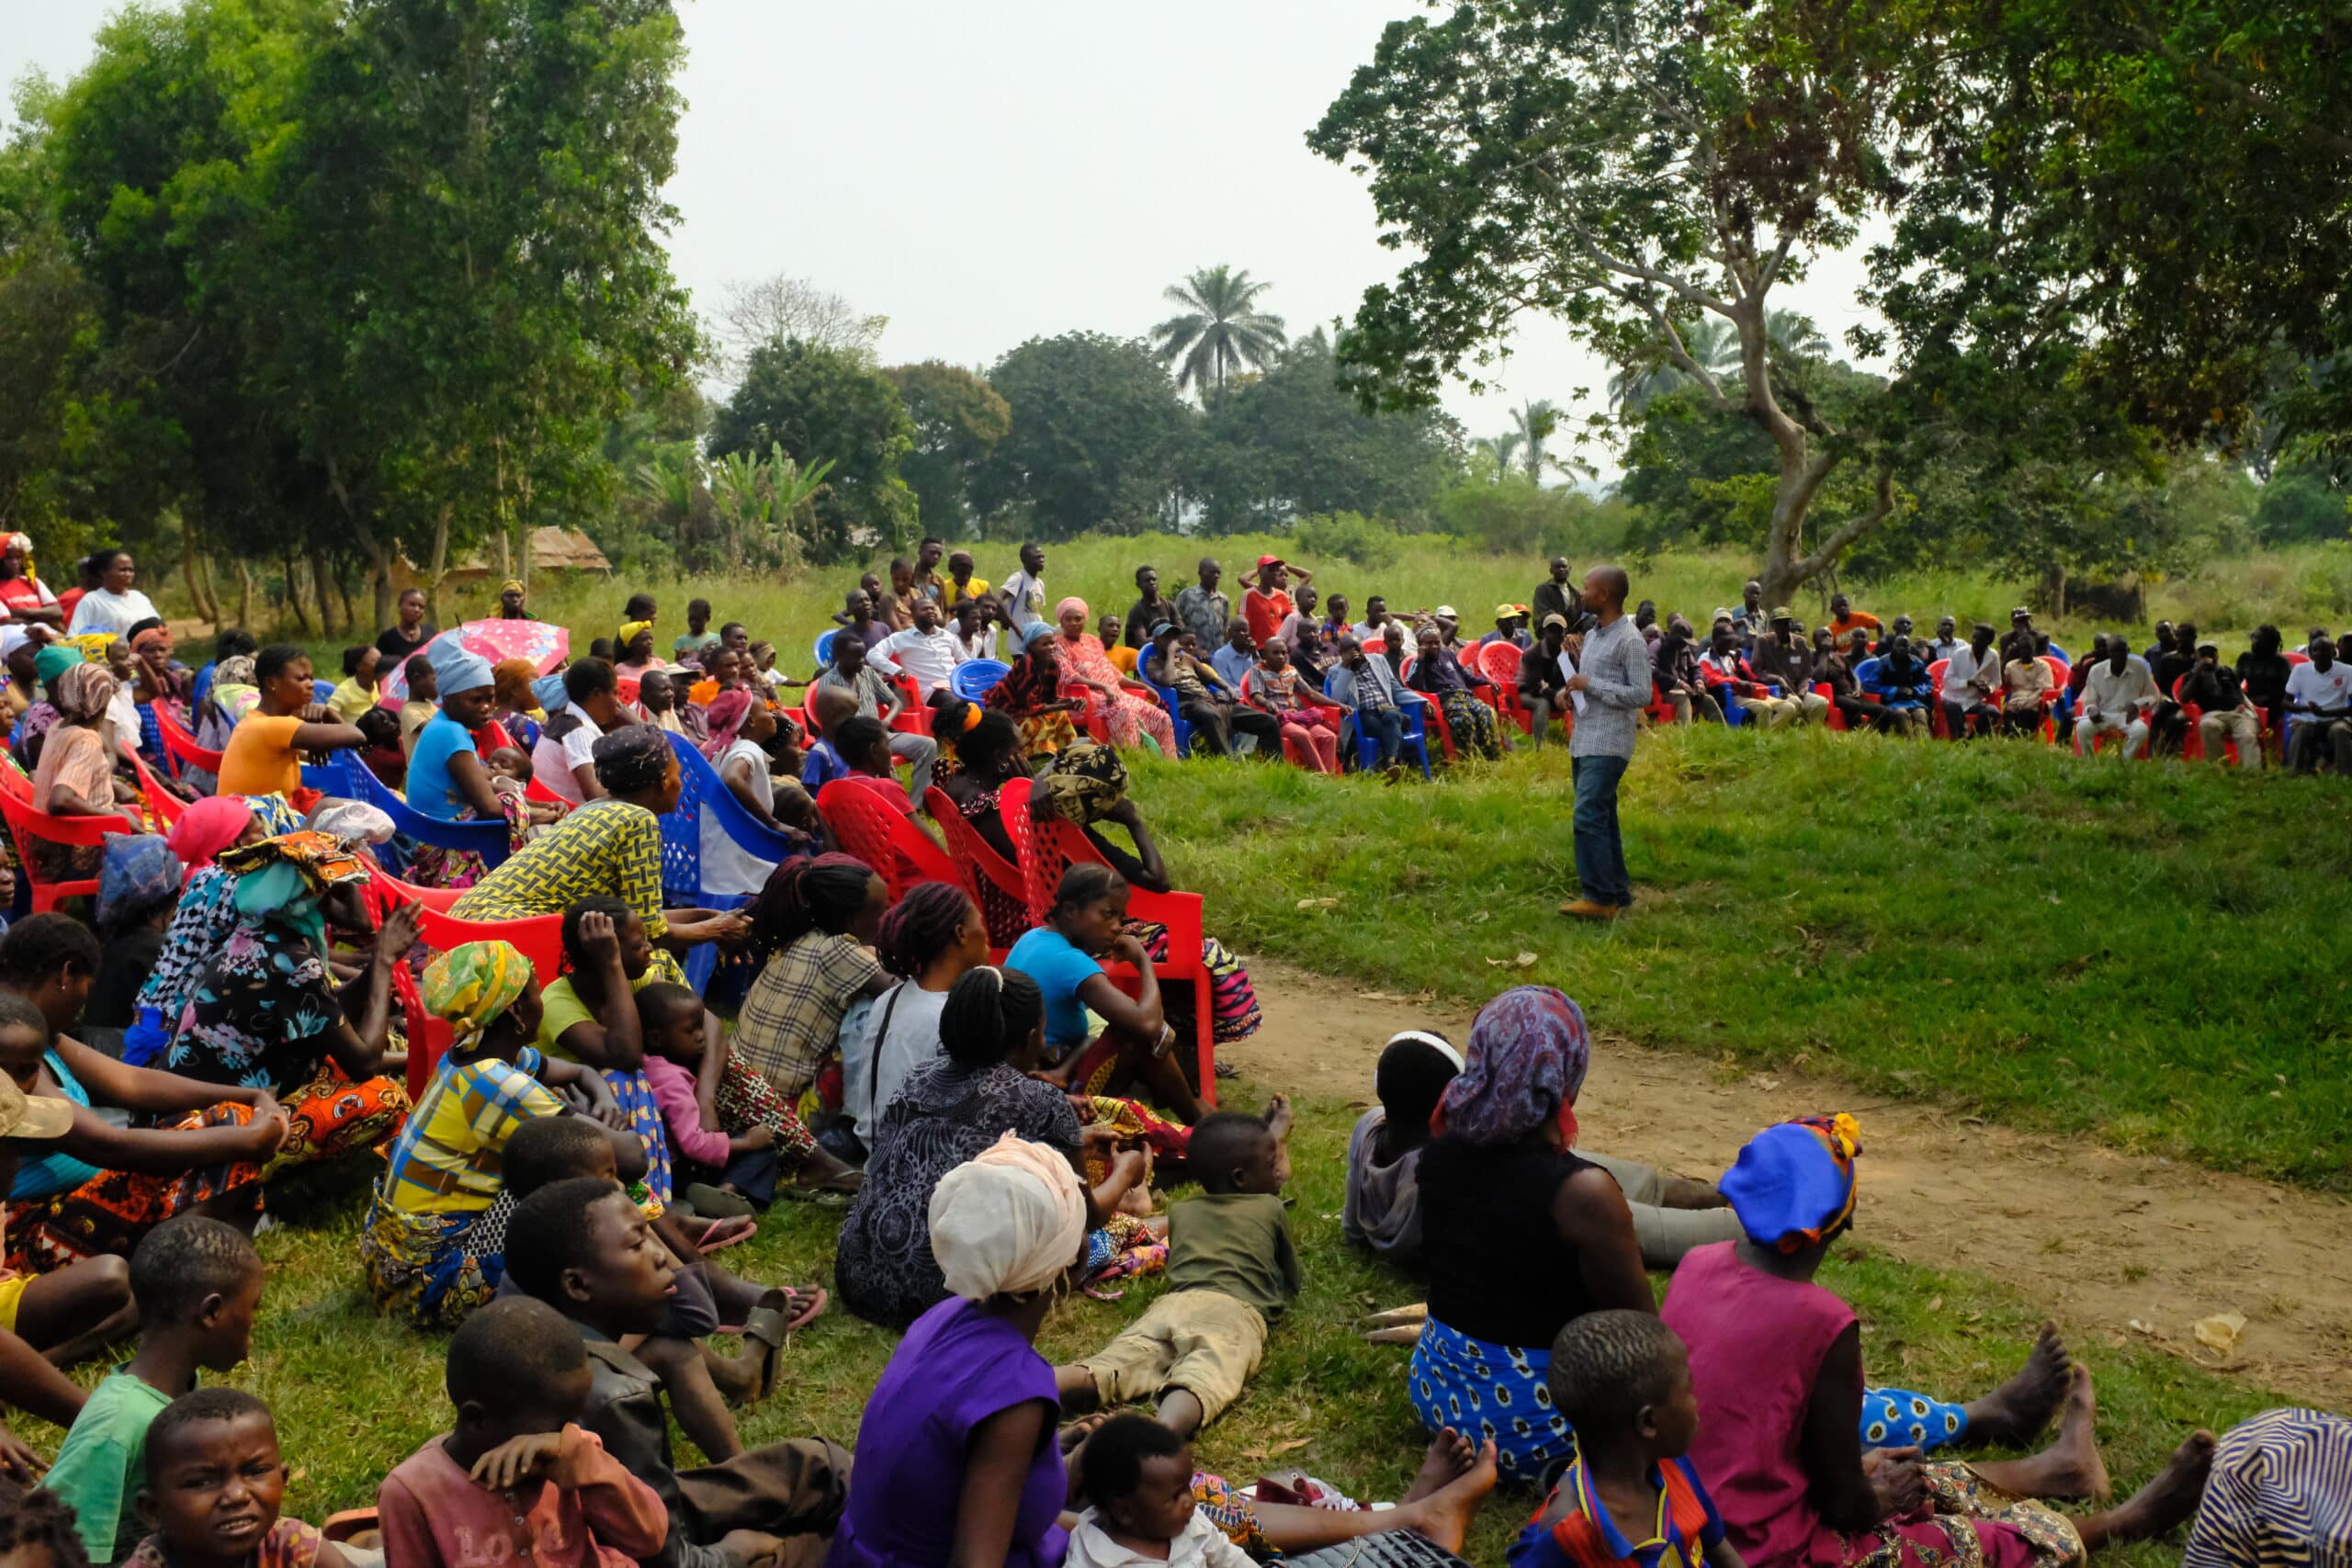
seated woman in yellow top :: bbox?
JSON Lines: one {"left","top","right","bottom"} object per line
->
{"left": 216, "top": 644, "right": 369, "bottom": 798}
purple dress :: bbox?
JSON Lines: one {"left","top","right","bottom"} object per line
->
{"left": 827, "top": 1295, "right": 1069, "bottom": 1568}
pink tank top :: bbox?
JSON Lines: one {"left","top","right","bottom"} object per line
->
{"left": 1661, "top": 1241, "right": 1859, "bottom": 1568}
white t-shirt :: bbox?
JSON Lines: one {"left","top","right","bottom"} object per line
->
{"left": 843, "top": 980, "right": 951, "bottom": 1145}
{"left": 953, "top": 625, "right": 999, "bottom": 663}
{"left": 530, "top": 711, "right": 605, "bottom": 805}
{"left": 1001, "top": 570, "right": 1047, "bottom": 629}
{"left": 874, "top": 626, "right": 964, "bottom": 695}
{"left": 700, "top": 737, "right": 778, "bottom": 897}
{"left": 66, "top": 587, "right": 162, "bottom": 637}
{"left": 2286, "top": 659, "right": 2352, "bottom": 712}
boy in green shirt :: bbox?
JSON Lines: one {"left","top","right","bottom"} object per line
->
{"left": 43, "top": 1215, "right": 263, "bottom": 1561}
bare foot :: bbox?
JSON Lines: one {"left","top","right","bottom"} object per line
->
{"left": 2041, "top": 1368, "right": 2111, "bottom": 1499}
{"left": 2082, "top": 1431, "right": 2216, "bottom": 1549}
{"left": 1403, "top": 1439, "right": 1498, "bottom": 1554}
{"left": 1261, "top": 1092, "right": 1295, "bottom": 1143}
{"left": 1400, "top": 1427, "right": 1478, "bottom": 1505}
{"left": 1964, "top": 1322, "right": 2072, "bottom": 1445}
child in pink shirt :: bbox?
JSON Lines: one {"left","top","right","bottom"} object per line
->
{"left": 377, "top": 1295, "right": 667, "bottom": 1568}
{"left": 635, "top": 982, "right": 783, "bottom": 1211}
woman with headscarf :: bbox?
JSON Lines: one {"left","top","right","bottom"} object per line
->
{"left": 84, "top": 835, "right": 188, "bottom": 1042}
{"left": 163, "top": 832, "right": 421, "bottom": 1173}
{"left": 1406, "top": 985, "right": 1650, "bottom": 1482}
{"left": 489, "top": 657, "right": 544, "bottom": 750}
{"left": 0, "top": 532, "right": 63, "bottom": 629}
{"left": 362, "top": 939, "right": 619, "bottom": 1326}
{"left": 983, "top": 621, "right": 1083, "bottom": 761}
{"left": 452, "top": 725, "right": 747, "bottom": 981}
{"left": 13, "top": 643, "right": 76, "bottom": 770}
{"left": 404, "top": 638, "right": 541, "bottom": 891}
{"left": 697, "top": 689, "right": 808, "bottom": 898}
{"left": 28, "top": 659, "right": 141, "bottom": 879}
{"left": 124, "top": 618, "right": 192, "bottom": 770}
{"left": 614, "top": 621, "right": 660, "bottom": 685}
{"left": 834, "top": 968, "right": 1145, "bottom": 1331}
{"left": 0, "top": 910, "right": 288, "bottom": 1275}
{"left": 1052, "top": 598, "right": 1178, "bottom": 754}
{"left": 1022, "top": 742, "right": 1263, "bottom": 1054}
{"left": 1663, "top": 1116, "right": 2214, "bottom": 1568}
{"left": 117, "top": 798, "right": 266, "bottom": 1067}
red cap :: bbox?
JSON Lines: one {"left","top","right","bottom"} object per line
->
{"left": 1256, "top": 555, "right": 1283, "bottom": 570}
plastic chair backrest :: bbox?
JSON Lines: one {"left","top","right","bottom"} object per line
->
{"left": 950, "top": 660, "right": 1009, "bottom": 704}
{"left": 417, "top": 905, "right": 565, "bottom": 978}
{"left": 1476, "top": 640, "right": 1524, "bottom": 688}
{"left": 815, "top": 779, "right": 960, "bottom": 900}
{"left": 925, "top": 785, "right": 1032, "bottom": 932}
{"left": 2287, "top": 650, "right": 2312, "bottom": 667}
{"left": 656, "top": 742, "right": 706, "bottom": 904}
{"left": 343, "top": 756, "right": 510, "bottom": 865}
{"left": 814, "top": 628, "right": 839, "bottom": 670}
{"left": 155, "top": 705, "right": 227, "bottom": 773}
{"left": 119, "top": 740, "right": 186, "bottom": 829}
{"left": 668, "top": 731, "right": 800, "bottom": 871}
{"left": 0, "top": 785, "right": 135, "bottom": 909}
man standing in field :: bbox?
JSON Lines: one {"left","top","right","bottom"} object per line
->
{"left": 1560, "top": 565, "right": 1652, "bottom": 921}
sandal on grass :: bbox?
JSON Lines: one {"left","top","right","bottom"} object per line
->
{"left": 782, "top": 1168, "right": 864, "bottom": 1205}
{"left": 719, "top": 1284, "right": 828, "bottom": 1338}
{"left": 741, "top": 1298, "right": 792, "bottom": 1403}
{"left": 685, "top": 1182, "right": 757, "bottom": 1220}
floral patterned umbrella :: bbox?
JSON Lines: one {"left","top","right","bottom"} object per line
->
{"left": 378, "top": 619, "right": 570, "bottom": 706}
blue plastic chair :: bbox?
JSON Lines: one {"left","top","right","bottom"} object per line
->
{"left": 341, "top": 752, "right": 512, "bottom": 868}
{"left": 312, "top": 678, "right": 336, "bottom": 705}
{"left": 301, "top": 757, "right": 352, "bottom": 795}
{"left": 666, "top": 732, "right": 802, "bottom": 867}
{"left": 1148, "top": 680, "right": 1196, "bottom": 758}
{"left": 1323, "top": 671, "right": 1431, "bottom": 779}
{"left": 2047, "top": 641, "right": 2070, "bottom": 664}
{"left": 813, "top": 628, "right": 839, "bottom": 671}
{"left": 949, "top": 660, "right": 1010, "bottom": 704}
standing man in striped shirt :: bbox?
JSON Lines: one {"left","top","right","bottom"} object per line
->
{"left": 1561, "top": 565, "right": 1653, "bottom": 921}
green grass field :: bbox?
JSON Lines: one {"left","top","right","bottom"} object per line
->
{"left": 11, "top": 1096, "right": 2278, "bottom": 1567}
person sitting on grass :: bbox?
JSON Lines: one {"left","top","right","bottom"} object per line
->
{"left": 843, "top": 882, "right": 990, "bottom": 1156}
{"left": 504, "top": 1176, "right": 849, "bottom": 1568}
{"left": 0, "top": 1476, "right": 93, "bottom": 1566}
{"left": 1511, "top": 1310, "right": 1740, "bottom": 1568}
{"left": 639, "top": 980, "right": 803, "bottom": 1218}
{"left": 360, "top": 939, "right": 626, "bottom": 1329}
{"left": 1663, "top": 1115, "right": 2216, "bottom": 1568}
{"left": 0, "top": 1067, "right": 94, "bottom": 1484}
{"left": 1006, "top": 863, "right": 1206, "bottom": 1125}
{"left": 124, "top": 1387, "right": 352, "bottom": 1568}
{"left": 376, "top": 1295, "right": 668, "bottom": 1568}
{"left": 1063, "top": 1106, "right": 1296, "bottom": 1439}
{"left": 533, "top": 903, "right": 675, "bottom": 1209}
{"left": 732, "top": 854, "right": 893, "bottom": 1109}
{"left": 42, "top": 1217, "right": 262, "bottom": 1563}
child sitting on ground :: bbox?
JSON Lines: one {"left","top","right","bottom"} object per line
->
{"left": 498, "top": 1117, "right": 813, "bottom": 1467}
{"left": 1512, "top": 1310, "right": 1740, "bottom": 1568}
{"left": 376, "top": 1296, "right": 666, "bottom": 1568}
{"left": 1068, "top": 1414, "right": 1254, "bottom": 1568}
{"left": 1066, "top": 1103, "right": 1297, "bottom": 1438}
{"left": 634, "top": 983, "right": 784, "bottom": 1215}
{"left": 0, "top": 1475, "right": 95, "bottom": 1568}
{"left": 44, "top": 1217, "right": 264, "bottom": 1563}
{"left": 503, "top": 1178, "right": 850, "bottom": 1568}
{"left": 125, "top": 1387, "right": 350, "bottom": 1568}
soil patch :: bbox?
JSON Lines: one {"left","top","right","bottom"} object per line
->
{"left": 1234, "top": 958, "right": 2352, "bottom": 1406}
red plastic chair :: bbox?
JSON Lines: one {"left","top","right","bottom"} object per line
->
{"left": 119, "top": 740, "right": 188, "bottom": 830}
{"left": 1057, "top": 680, "right": 1114, "bottom": 745}
{"left": 1010, "top": 798, "right": 1216, "bottom": 1110}
{"left": 926, "top": 784, "right": 1035, "bottom": 949}
{"left": 154, "top": 705, "right": 226, "bottom": 778}
{"left": 889, "top": 676, "right": 934, "bottom": 738}
{"left": 1476, "top": 642, "right": 1534, "bottom": 735}
{"left": 0, "top": 788, "right": 141, "bottom": 910}
{"left": 1927, "top": 660, "right": 1951, "bottom": 738}
{"left": 815, "top": 779, "right": 961, "bottom": 900}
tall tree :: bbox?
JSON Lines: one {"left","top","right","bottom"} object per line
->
{"left": 1312, "top": 2, "right": 1931, "bottom": 604}
{"left": 1151, "top": 265, "right": 1287, "bottom": 396}
{"left": 976, "top": 333, "right": 1193, "bottom": 538}
{"left": 707, "top": 339, "right": 916, "bottom": 559}
{"left": 1506, "top": 399, "right": 1565, "bottom": 483}
{"left": 883, "top": 361, "right": 1011, "bottom": 536}
{"left": 710, "top": 274, "right": 887, "bottom": 378}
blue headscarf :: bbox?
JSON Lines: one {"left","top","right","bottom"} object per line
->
{"left": 1719, "top": 1114, "right": 1864, "bottom": 1253}
{"left": 428, "top": 635, "right": 494, "bottom": 696}
{"left": 532, "top": 671, "right": 570, "bottom": 714}
{"left": 97, "top": 833, "right": 182, "bottom": 932}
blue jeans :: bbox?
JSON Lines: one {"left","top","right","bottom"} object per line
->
{"left": 1571, "top": 751, "right": 1632, "bottom": 906}
{"left": 1353, "top": 707, "right": 1404, "bottom": 769}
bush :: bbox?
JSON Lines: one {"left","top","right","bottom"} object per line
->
{"left": 1291, "top": 511, "right": 1403, "bottom": 569}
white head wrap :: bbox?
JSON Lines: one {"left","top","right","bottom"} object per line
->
{"left": 307, "top": 800, "right": 397, "bottom": 844}
{"left": 1385, "top": 1029, "right": 1465, "bottom": 1073}
{"left": 928, "top": 1133, "right": 1088, "bottom": 1302}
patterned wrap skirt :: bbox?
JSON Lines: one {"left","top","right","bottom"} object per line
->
{"left": 1840, "top": 1462, "right": 2084, "bottom": 1568}
{"left": 5, "top": 1102, "right": 268, "bottom": 1273}
{"left": 1408, "top": 1314, "right": 1574, "bottom": 1483}
{"left": 360, "top": 1188, "right": 514, "bottom": 1330}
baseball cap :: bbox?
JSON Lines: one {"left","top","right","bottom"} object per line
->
{"left": 1434, "top": 604, "right": 1458, "bottom": 619}
{"left": 1542, "top": 614, "right": 1569, "bottom": 631}
{"left": 1255, "top": 555, "right": 1284, "bottom": 570}
{"left": 1495, "top": 603, "right": 1520, "bottom": 617}
{"left": 2010, "top": 606, "right": 2031, "bottom": 620}
{"left": 0, "top": 1073, "right": 74, "bottom": 1142}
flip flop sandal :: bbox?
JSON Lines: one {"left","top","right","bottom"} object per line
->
{"left": 782, "top": 1168, "right": 865, "bottom": 1205}
{"left": 1213, "top": 1057, "right": 1241, "bottom": 1080}
{"left": 695, "top": 1217, "right": 759, "bottom": 1256}
{"left": 718, "top": 1284, "right": 829, "bottom": 1337}
{"left": 741, "top": 1301, "right": 791, "bottom": 1403}
{"left": 685, "top": 1182, "right": 757, "bottom": 1220}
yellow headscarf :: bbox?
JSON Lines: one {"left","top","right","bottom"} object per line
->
{"left": 422, "top": 940, "right": 534, "bottom": 1049}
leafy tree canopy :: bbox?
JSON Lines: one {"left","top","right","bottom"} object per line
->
{"left": 884, "top": 361, "right": 1011, "bottom": 536}
{"left": 975, "top": 333, "right": 1192, "bottom": 539}
{"left": 708, "top": 337, "right": 916, "bottom": 559}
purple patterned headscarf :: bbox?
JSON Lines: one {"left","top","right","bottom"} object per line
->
{"left": 1431, "top": 985, "right": 1591, "bottom": 1147}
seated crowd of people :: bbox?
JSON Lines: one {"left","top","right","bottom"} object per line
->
{"left": 0, "top": 532, "right": 2334, "bottom": 1568}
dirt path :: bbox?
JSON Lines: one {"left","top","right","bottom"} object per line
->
{"left": 1236, "top": 958, "right": 2352, "bottom": 1407}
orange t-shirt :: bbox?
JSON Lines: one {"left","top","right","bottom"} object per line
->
{"left": 1243, "top": 589, "right": 1294, "bottom": 647}
{"left": 217, "top": 713, "right": 305, "bottom": 797}
{"left": 1827, "top": 611, "right": 1883, "bottom": 639}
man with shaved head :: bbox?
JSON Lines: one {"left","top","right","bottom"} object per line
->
{"left": 1560, "top": 563, "right": 1651, "bottom": 921}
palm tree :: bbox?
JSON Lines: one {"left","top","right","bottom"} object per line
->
{"left": 1509, "top": 399, "right": 1564, "bottom": 482}
{"left": 1152, "top": 265, "right": 1287, "bottom": 394}
{"left": 1469, "top": 434, "right": 1521, "bottom": 484}
{"left": 1610, "top": 312, "right": 1832, "bottom": 411}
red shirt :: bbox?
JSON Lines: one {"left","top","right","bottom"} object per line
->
{"left": 1242, "top": 588, "right": 1294, "bottom": 647}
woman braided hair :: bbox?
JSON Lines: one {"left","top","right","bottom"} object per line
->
{"left": 875, "top": 880, "right": 980, "bottom": 979}
{"left": 747, "top": 852, "right": 882, "bottom": 964}
{"left": 939, "top": 964, "right": 1045, "bottom": 1068}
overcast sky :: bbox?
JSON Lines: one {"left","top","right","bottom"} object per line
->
{"left": 3, "top": 0, "right": 1881, "bottom": 476}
